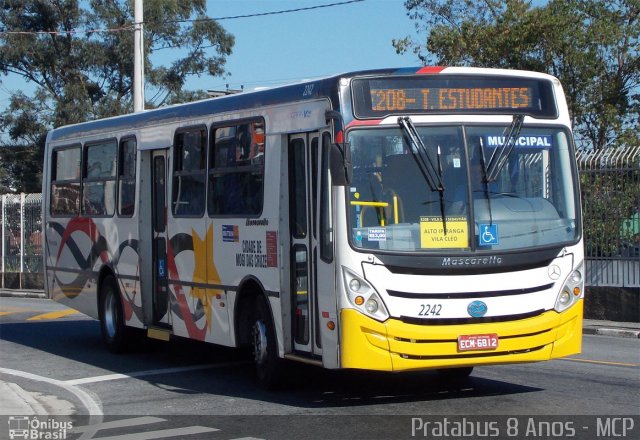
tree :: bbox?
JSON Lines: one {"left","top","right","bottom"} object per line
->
{"left": 0, "top": 0, "right": 234, "bottom": 191}
{"left": 393, "top": 0, "right": 639, "bottom": 150}
{"left": 0, "top": 144, "right": 43, "bottom": 193}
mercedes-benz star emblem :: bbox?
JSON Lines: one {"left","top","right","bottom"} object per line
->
{"left": 548, "top": 265, "right": 561, "bottom": 280}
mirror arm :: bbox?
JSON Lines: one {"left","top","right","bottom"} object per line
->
{"left": 325, "top": 110, "right": 352, "bottom": 185}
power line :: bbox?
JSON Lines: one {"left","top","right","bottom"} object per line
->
{"left": 172, "top": 0, "right": 365, "bottom": 23}
{"left": 0, "top": 0, "right": 366, "bottom": 36}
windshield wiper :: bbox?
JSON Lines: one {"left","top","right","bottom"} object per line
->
{"left": 485, "top": 114, "right": 524, "bottom": 182}
{"left": 398, "top": 116, "right": 447, "bottom": 233}
{"left": 478, "top": 138, "right": 493, "bottom": 225}
{"left": 397, "top": 117, "right": 444, "bottom": 191}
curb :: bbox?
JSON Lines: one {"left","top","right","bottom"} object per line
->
{"left": 583, "top": 327, "right": 640, "bottom": 339}
{"left": 0, "top": 290, "right": 46, "bottom": 299}
{"left": 0, "top": 381, "right": 47, "bottom": 415}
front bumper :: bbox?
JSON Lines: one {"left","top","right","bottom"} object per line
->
{"left": 339, "top": 300, "right": 583, "bottom": 371}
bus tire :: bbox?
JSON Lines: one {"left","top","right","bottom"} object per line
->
{"left": 99, "top": 275, "right": 129, "bottom": 353}
{"left": 251, "top": 296, "right": 283, "bottom": 389}
{"left": 436, "top": 366, "right": 474, "bottom": 380}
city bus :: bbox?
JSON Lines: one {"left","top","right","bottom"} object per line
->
{"left": 42, "top": 67, "right": 584, "bottom": 387}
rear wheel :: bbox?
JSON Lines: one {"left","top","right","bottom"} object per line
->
{"left": 251, "top": 296, "right": 284, "bottom": 389}
{"left": 99, "top": 275, "right": 129, "bottom": 353}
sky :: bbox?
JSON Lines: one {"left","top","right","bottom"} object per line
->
{"left": 197, "top": 0, "right": 419, "bottom": 92}
{"left": 0, "top": 0, "right": 420, "bottom": 116}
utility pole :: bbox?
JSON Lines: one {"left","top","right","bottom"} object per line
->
{"left": 133, "top": 0, "right": 144, "bottom": 112}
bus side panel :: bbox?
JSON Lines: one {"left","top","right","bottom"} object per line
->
{"left": 93, "top": 217, "right": 145, "bottom": 330}
{"left": 44, "top": 216, "right": 99, "bottom": 319}
{"left": 166, "top": 216, "right": 226, "bottom": 343}
{"left": 166, "top": 120, "right": 282, "bottom": 347}
{"left": 43, "top": 137, "right": 144, "bottom": 328}
{"left": 43, "top": 139, "right": 96, "bottom": 318}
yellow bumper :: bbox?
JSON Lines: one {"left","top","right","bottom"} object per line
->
{"left": 340, "top": 300, "right": 583, "bottom": 371}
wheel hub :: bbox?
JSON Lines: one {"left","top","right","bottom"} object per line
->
{"left": 103, "top": 291, "right": 117, "bottom": 339}
{"left": 252, "top": 319, "right": 268, "bottom": 364}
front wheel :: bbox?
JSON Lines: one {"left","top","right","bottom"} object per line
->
{"left": 251, "top": 296, "right": 284, "bottom": 389}
{"left": 99, "top": 275, "right": 129, "bottom": 353}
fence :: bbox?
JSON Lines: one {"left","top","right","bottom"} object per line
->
{"left": 1, "top": 147, "right": 639, "bottom": 289}
{"left": 0, "top": 193, "right": 43, "bottom": 289}
{"left": 577, "top": 146, "right": 640, "bottom": 287}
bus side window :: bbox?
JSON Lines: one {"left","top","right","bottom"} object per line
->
{"left": 50, "top": 146, "right": 81, "bottom": 216}
{"left": 172, "top": 127, "right": 206, "bottom": 217}
{"left": 118, "top": 138, "right": 137, "bottom": 217}
{"left": 209, "top": 120, "right": 265, "bottom": 217}
{"left": 82, "top": 140, "right": 117, "bottom": 217}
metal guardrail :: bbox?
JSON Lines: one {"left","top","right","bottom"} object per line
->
{"left": 0, "top": 193, "right": 43, "bottom": 289}
{"left": 577, "top": 146, "right": 640, "bottom": 287}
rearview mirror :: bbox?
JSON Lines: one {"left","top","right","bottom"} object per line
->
{"left": 330, "top": 142, "right": 352, "bottom": 186}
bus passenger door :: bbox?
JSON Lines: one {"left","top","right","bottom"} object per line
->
{"left": 288, "top": 133, "right": 326, "bottom": 357}
{"left": 151, "top": 150, "right": 171, "bottom": 326}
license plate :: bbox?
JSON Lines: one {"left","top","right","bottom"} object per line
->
{"left": 457, "top": 333, "right": 499, "bottom": 352}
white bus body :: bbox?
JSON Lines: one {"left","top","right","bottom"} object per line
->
{"left": 43, "top": 67, "right": 584, "bottom": 387}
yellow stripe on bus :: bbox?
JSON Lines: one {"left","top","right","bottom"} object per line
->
{"left": 27, "top": 309, "right": 79, "bottom": 321}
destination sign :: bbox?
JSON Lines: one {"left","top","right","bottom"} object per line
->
{"left": 370, "top": 86, "right": 532, "bottom": 112}
{"left": 352, "top": 76, "right": 557, "bottom": 118}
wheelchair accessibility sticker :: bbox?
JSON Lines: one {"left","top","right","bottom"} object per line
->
{"left": 479, "top": 224, "right": 499, "bottom": 246}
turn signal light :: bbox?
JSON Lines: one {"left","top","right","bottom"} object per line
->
{"left": 327, "top": 321, "right": 335, "bottom": 330}
{"left": 573, "top": 287, "right": 581, "bottom": 296}
{"left": 355, "top": 296, "right": 365, "bottom": 306}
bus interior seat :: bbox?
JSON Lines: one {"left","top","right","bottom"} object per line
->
{"left": 382, "top": 154, "right": 428, "bottom": 224}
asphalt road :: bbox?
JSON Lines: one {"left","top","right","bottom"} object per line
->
{"left": 1, "top": 297, "right": 638, "bottom": 440}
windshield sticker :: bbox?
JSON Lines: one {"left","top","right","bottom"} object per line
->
{"left": 420, "top": 216, "right": 469, "bottom": 249}
{"left": 485, "top": 135, "right": 552, "bottom": 148}
{"left": 479, "top": 224, "right": 499, "bottom": 246}
{"left": 367, "top": 227, "right": 386, "bottom": 242}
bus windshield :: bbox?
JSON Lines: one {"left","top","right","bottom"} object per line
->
{"left": 347, "top": 125, "right": 579, "bottom": 252}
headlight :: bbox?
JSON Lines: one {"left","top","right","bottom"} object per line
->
{"left": 554, "top": 262, "right": 584, "bottom": 313}
{"left": 558, "top": 290, "right": 571, "bottom": 306}
{"left": 342, "top": 266, "right": 389, "bottom": 321}
{"left": 570, "top": 269, "right": 583, "bottom": 284}
{"left": 365, "top": 298, "right": 379, "bottom": 313}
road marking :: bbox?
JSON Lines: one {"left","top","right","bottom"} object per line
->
{"left": 229, "top": 438, "right": 266, "bottom": 440}
{"left": 27, "top": 309, "right": 80, "bottom": 321}
{"left": 64, "top": 361, "right": 250, "bottom": 386}
{"left": 562, "top": 357, "right": 639, "bottom": 367}
{"left": 0, "top": 307, "right": 31, "bottom": 315}
{"left": 73, "top": 417, "right": 167, "bottom": 433}
{"left": 84, "top": 426, "right": 219, "bottom": 440}
{"left": 0, "top": 367, "right": 103, "bottom": 416}
{"left": 0, "top": 367, "right": 104, "bottom": 439}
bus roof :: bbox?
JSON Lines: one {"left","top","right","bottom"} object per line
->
{"left": 47, "top": 67, "right": 560, "bottom": 143}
